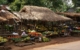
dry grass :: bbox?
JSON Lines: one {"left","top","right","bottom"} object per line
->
{"left": 57, "top": 12, "right": 80, "bottom": 17}
{"left": 18, "top": 6, "right": 68, "bottom": 21}
{"left": 0, "top": 10, "right": 19, "bottom": 22}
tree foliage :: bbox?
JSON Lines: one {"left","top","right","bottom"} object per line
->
{"left": 0, "top": 0, "right": 78, "bottom": 12}
{"left": 0, "top": 0, "right": 7, "bottom": 5}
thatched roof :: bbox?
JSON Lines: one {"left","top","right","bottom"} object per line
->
{"left": 57, "top": 12, "right": 80, "bottom": 17}
{"left": 58, "top": 15, "right": 72, "bottom": 21}
{"left": 0, "top": 10, "right": 18, "bottom": 20}
{"left": 18, "top": 6, "right": 66, "bottom": 21}
{"left": 0, "top": 17, "right": 7, "bottom": 21}
{"left": 0, "top": 10, "right": 20, "bottom": 22}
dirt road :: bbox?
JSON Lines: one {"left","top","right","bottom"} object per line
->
{"left": 11, "top": 37, "right": 80, "bottom": 50}
{"left": 31, "top": 41, "right": 80, "bottom": 50}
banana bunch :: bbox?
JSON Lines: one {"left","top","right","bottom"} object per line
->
{"left": 0, "top": 36, "right": 8, "bottom": 43}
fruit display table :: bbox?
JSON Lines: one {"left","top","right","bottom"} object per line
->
{"left": 71, "top": 30, "right": 80, "bottom": 36}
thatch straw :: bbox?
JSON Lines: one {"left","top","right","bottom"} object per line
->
{"left": 19, "top": 6, "right": 65, "bottom": 21}
{"left": 0, "top": 10, "right": 18, "bottom": 20}
{"left": 58, "top": 15, "right": 72, "bottom": 21}
{"left": 57, "top": 12, "right": 80, "bottom": 17}
{"left": 0, "top": 17, "right": 7, "bottom": 21}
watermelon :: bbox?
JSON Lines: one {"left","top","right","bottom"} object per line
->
{"left": 42, "top": 37, "right": 50, "bottom": 42}
{"left": 12, "top": 38, "right": 22, "bottom": 43}
{"left": 22, "top": 36, "right": 30, "bottom": 41}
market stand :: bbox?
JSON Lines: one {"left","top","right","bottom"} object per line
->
{"left": 0, "top": 5, "right": 73, "bottom": 48}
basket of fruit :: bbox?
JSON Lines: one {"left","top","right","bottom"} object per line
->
{"left": 0, "top": 36, "right": 8, "bottom": 45}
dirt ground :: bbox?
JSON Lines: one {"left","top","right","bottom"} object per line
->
{"left": 9, "top": 36, "right": 80, "bottom": 50}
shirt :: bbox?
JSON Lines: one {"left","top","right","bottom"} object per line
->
{"left": 21, "top": 32, "right": 27, "bottom": 36}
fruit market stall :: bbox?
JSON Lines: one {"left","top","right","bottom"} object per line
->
{"left": 71, "top": 26, "right": 80, "bottom": 36}
{"left": 0, "top": 6, "right": 74, "bottom": 48}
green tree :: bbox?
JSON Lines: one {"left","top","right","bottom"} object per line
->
{"left": 10, "top": 0, "right": 21, "bottom": 11}
{"left": 9, "top": 0, "right": 44, "bottom": 11}
{"left": 0, "top": 0, "right": 7, "bottom": 5}
{"left": 8, "top": 0, "right": 68, "bottom": 12}
{"left": 0, "top": 0, "right": 76, "bottom": 12}
{"left": 7, "top": 0, "right": 15, "bottom": 4}
{"left": 41, "top": 0, "right": 68, "bottom": 12}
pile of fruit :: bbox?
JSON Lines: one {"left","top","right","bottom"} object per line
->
{"left": 42, "top": 31, "right": 54, "bottom": 36}
{"left": 12, "top": 38, "right": 22, "bottom": 43}
{"left": 12, "top": 36, "right": 31, "bottom": 43}
{"left": 42, "top": 37, "right": 50, "bottom": 42}
{"left": 0, "top": 36, "right": 8, "bottom": 43}
{"left": 22, "top": 36, "right": 30, "bottom": 42}
{"left": 72, "top": 30, "right": 80, "bottom": 32}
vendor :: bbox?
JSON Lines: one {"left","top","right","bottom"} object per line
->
{"left": 21, "top": 31, "right": 28, "bottom": 37}
{"left": 38, "top": 33, "right": 42, "bottom": 42}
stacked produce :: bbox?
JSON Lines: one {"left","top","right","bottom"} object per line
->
{"left": 12, "top": 36, "right": 31, "bottom": 43}
{"left": 42, "top": 37, "right": 50, "bottom": 42}
{"left": 53, "top": 31, "right": 58, "bottom": 35}
{"left": 42, "top": 31, "right": 59, "bottom": 36}
{"left": 29, "top": 32, "right": 42, "bottom": 37}
{"left": 36, "top": 25, "right": 48, "bottom": 31}
{"left": 12, "top": 38, "right": 22, "bottom": 43}
{"left": 72, "top": 30, "right": 80, "bottom": 32}
{"left": 0, "top": 36, "right": 8, "bottom": 43}
{"left": 43, "top": 31, "right": 53, "bottom": 36}
{"left": 22, "top": 36, "right": 30, "bottom": 41}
